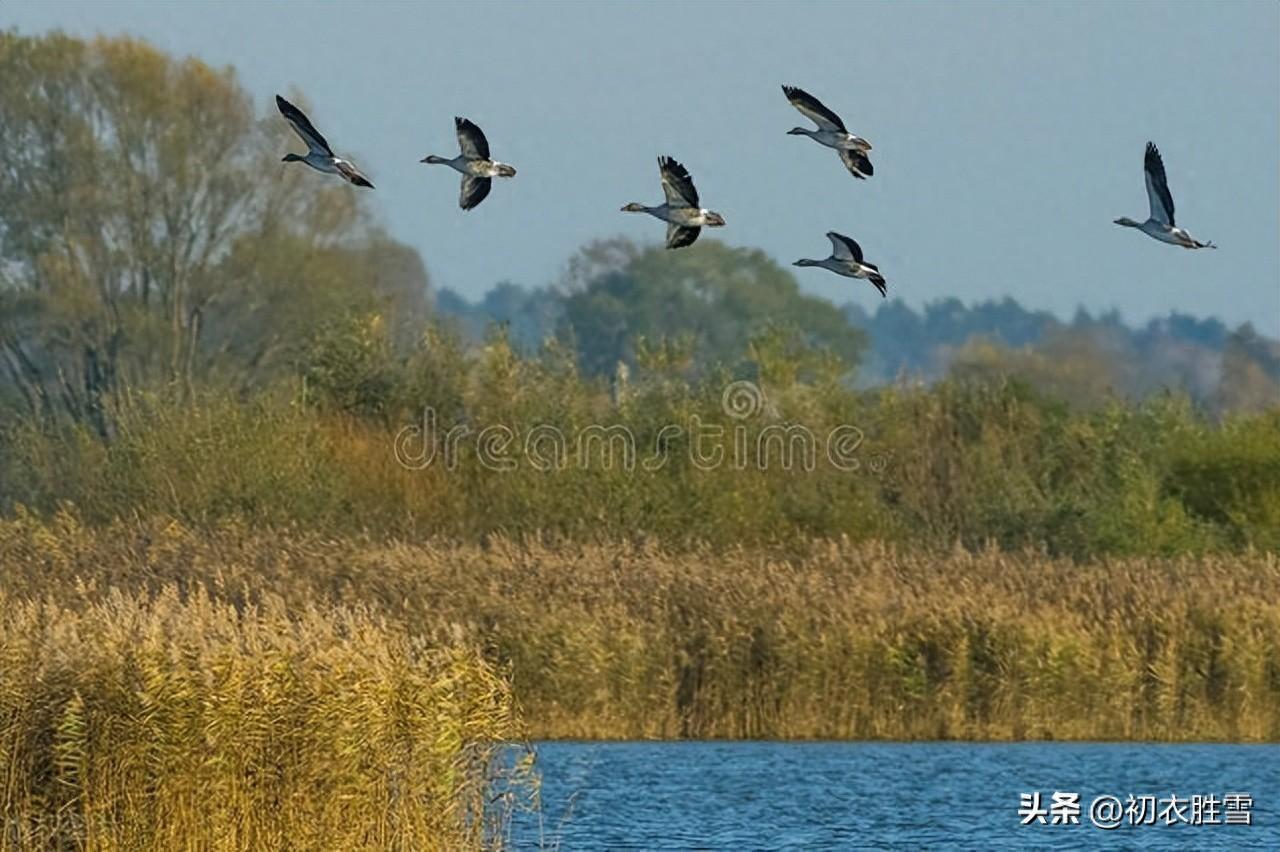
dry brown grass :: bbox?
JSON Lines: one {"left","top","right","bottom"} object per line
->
{"left": 4, "top": 511, "right": 1277, "bottom": 747}
{"left": 0, "top": 519, "right": 533, "bottom": 850}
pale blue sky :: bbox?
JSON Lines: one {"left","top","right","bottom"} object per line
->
{"left": 6, "top": 1, "right": 1279, "bottom": 334}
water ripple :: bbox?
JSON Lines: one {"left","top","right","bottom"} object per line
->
{"left": 509, "top": 742, "right": 1280, "bottom": 850}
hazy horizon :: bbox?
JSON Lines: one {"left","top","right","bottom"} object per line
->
{"left": 6, "top": 0, "right": 1278, "bottom": 335}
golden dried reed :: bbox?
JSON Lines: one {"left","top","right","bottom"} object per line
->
{"left": 0, "top": 531, "right": 533, "bottom": 849}
{"left": 4, "top": 511, "right": 1277, "bottom": 746}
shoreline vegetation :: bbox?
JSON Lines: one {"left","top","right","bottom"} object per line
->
{"left": 0, "top": 578, "right": 532, "bottom": 850}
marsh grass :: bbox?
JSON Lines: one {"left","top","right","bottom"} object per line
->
{"left": 4, "top": 512, "right": 1277, "bottom": 747}
{"left": 0, "top": 544, "right": 533, "bottom": 850}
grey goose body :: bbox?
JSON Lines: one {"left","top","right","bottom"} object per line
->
{"left": 276, "top": 95, "right": 374, "bottom": 188}
{"left": 621, "top": 156, "right": 725, "bottom": 249}
{"left": 783, "top": 85, "right": 874, "bottom": 178}
{"left": 1114, "top": 142, "right": 1215, "bottom": 249}
{"left": 794, "top": 231, "right": 887, "bottom": 297}
{"left": 420, "top": 117, "right": 517, "bottom": 210}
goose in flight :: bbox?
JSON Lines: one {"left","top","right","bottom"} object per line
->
{"left": 621, "top": 156, "right": 725, "bottom": 249}
{"left": 783, "top": 85, "right": 874, "bottom": 179}
{"left": 794, "top": 231, "right": 886, "bottom": 297}
{"left": 1114, "top": 142, "right": 1215, "bottom": 249}
{"left": 276, "top": 95, "right": 374, "bottom": 188}
{"left": 420, "top": 117, "right": 517, "bottom": 210}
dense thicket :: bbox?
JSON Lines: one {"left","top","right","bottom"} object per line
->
{"left": 4, "top": 318, "right": 1276, "bottom": 555}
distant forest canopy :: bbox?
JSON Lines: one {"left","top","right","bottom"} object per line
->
{"left": 437, "top": 276, "right": 1280, "bottom": 413}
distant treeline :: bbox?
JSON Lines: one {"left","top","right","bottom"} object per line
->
{"left": 437, "top": 281, "right": 1280, "bottom": 413}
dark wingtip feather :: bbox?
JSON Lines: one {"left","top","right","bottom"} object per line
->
{"left": 1144, "top": 141, "right": 1163, "bottom": 170}
{"left": 659, "top": 155, "right": 689, "bottom": 179}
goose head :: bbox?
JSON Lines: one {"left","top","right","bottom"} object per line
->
{"left": 786, "top": 127, "right": 809, "bottom": 136}
{"left": 1113, "top": 217, "right": 1141, "bottom": 227}
{"left": 282, "top": 153, "right": 304, "bottom": 163}
{"left": 621, "top": 202, "right": 647, "bottom": 213}
{"left": 704, "top": 211, "right": 726, "bottom": 227}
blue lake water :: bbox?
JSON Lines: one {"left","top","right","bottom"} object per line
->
{"left": 509, "top": 742, "right": 1280, "bottom": 850}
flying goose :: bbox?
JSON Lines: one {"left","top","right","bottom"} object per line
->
{"left": 783, "top": 85, "right": 874, "bottom": 179}
{"left": 794, "top": 231, "right": 886, "bottom": 297}
{"left": 1114, "top": 142, "right": 1215, "bottom": 249}
{"left": 621, "top": 156, "right": 725, "bottom": 249}
{"left": 276, "top": 95, "right": 374, "bottom": 188}
{"left": 420, "top": 117, "right": 517, "bottom": 210}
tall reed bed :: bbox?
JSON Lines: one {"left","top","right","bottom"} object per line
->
{"left": 4, "top": 512, "right": 1277, "bottom": 744}
{"left": 0, "top": 563, "right": 532, "bottom": 849}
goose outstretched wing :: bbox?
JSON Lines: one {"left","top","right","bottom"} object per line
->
{"left": 658, "top": 156, "right": 699, "bottom": 208}
{"left": 460, "top": 174, "right": 492, "bottom": 210}
{"left": 1143, "top": 141, "right": 1175, "bottom": 226}
{"left": 276, "top": 95, "right": 333, "bottom": 157}
{"left": 839, "top": 148, "right": 873, "bottom": 179}
{"left": 866, "top": 267, "right": 887, "bottom": 298}
{"left": 826, "top": 231, "right": 863, "bottom": 263}
{"left": 666, "top": 223, "right": 701, "bottom": 249}
{"left": 782, "top": 85, "right": 846, "bottom": 132}
{"left": 456, "top": 117, "right": 491, "bottom": 160}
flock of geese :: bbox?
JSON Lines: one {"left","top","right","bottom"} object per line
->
{"left": 276, "top": 86, "right": 1215, "bottom": 302}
